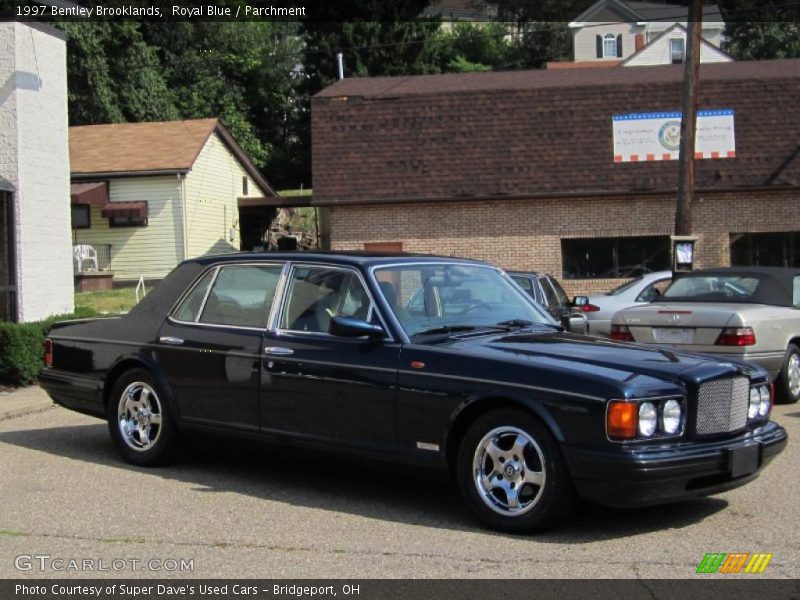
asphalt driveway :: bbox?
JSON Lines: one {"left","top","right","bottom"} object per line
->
{"left": 0, "top": 398, "right": 798, "bottom": 579}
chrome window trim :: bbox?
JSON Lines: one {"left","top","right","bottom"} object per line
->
{"left": 275, "top": 261, "right": 395, "bottom": 342}
{"left": 369, "top": 261, "right": 554, "bottom": 343}
{"left": 195, "top": 266, "right": 221, "bottom": 322}
{"left": 169, "top": 260, "right": 287, "bottom": 332}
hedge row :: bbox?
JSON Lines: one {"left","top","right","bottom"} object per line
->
{"left": 0, "top": 307, "right": 97, "bottom": 386}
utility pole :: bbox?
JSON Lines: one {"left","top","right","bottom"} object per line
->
{"left": 674, "top": 0, "right": 703, "bottom": 236}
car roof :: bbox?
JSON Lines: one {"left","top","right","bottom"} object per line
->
{"left": 507, "top": 270, "right": 546, "bottom": 278}
{"left": 670, "top": 266, "right": 800, "bottom": 306}
{"left": 183, "top": 251, "right": 488, "bottom": 269}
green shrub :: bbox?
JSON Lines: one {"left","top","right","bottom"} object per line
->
{"left": 0, "top": 307, "right": 98, "bottom": 386}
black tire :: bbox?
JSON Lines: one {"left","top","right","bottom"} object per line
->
{"left": 107, "top": 368, "right": 179, "bottom": 466}
{"left": 777, "top": 344, "right": 800, "bottom": 405}
{"left": 455, "top": 408, "right": 576, "bottom": 534}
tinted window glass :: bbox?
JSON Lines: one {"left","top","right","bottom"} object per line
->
{"left": 282, "top": 267, "right": 373, "bottom": 333}
{"left": 562, "top": 236, "right": 670, "bottom": 279}
{"left": 548, "top": 277, "right": 570, "bottom": 306}
{"left": 539, "top": 278, "right": 559, "bottom": 307}
{"left": 173, "top": 269, "right": 216, "bottom": 322}
{"left": 607, "top": 276, "right": 643, "bottom": 296}
{"left": 374, "top": 264, "right": 552, "bottom": 339}
{"left": 662, "top": 276, "right": 760, "bottom": 301}
{"left": 731, "top": 232, "right": 800, "bottom": 268}
{"left": 511, "top": 276, "right": 534, "bottom": 296}
{"left": 199, "top": 265, "right": 282, "bottom": 328}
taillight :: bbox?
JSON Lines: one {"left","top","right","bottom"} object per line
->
{"left": 715, "top": 327, "right": 756, "bottom": 346}
{"left": 578, "top": 303, "right": 601, "bottom": 312}
{"left": 44, "top": 338, "right": 53, "bottom": 367}
{"left": 610, "top": 324, "right": 634, "bottom": 342}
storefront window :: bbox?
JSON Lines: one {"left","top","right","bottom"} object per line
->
{"left": 730, "top": 232, "right": 800, "bottom": 268}
{"left": 561, "top": 236, "right": 670, "bottom": 279}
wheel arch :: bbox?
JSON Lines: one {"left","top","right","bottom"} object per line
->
{"left": 444, "top": 391, "right": 566, "bottom": 472}
{"left": 103, "top": 353, "right": 176, "bottom": 416}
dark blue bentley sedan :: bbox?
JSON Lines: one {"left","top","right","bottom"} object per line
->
{"left": 39, "top": 253, "right": 787, "bottom": 533}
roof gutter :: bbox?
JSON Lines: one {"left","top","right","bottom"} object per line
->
{"left": 71, "top": 169, "right": 189, "bottom": 180}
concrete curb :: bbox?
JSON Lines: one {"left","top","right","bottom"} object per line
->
{"left": 0, "top": 385, "right": 55, "bottom": 421}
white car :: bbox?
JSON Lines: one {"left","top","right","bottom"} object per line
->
{"left": 574, "top": 271, "right": 672, "bottom": 337}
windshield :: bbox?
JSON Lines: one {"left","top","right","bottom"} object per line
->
{"left": 373, "top": 263, "right": 554, "bottom": 339}
{"left": 661, "top": 275, "right": 760, "bottom": 302}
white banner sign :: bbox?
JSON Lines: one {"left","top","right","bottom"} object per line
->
{"left": 612, "top": 109, "right": 735, "bottom": 163}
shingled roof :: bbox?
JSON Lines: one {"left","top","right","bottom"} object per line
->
{"left": 70, "top": 118, "right": 275, "bottom": 195}
{"left": 311, "top": 59, "right": 800, "bottom": 205}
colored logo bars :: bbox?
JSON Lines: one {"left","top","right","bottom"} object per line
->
{"left": 696, "top": 553, "right": 773, "bottom": 574}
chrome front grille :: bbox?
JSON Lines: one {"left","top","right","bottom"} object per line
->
{"left": 695, "top": 376, "right": 750, "bottom": 436}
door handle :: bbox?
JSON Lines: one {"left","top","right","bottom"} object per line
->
{"left": 159, "top": 336, "right": 184, "bottom": 346}
{"left": 264, "top": 346, "right": 294, "bottom": 356}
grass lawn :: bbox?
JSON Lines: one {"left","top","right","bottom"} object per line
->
{"left": 75, "top": 288, "right": 140, "bottom": 315}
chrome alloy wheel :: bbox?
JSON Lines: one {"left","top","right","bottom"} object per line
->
{"left": 472, "top": 426, "right": 546, "bottom": 517}
{"left": 117, "top": 382, "right": 163, "bottom": 452}
{"left": 788, "top": 353, "right": 800, "bottom": 397}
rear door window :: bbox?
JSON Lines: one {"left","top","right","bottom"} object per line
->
{"left": 197, "top": 265, "right": 283, "bottom": 328}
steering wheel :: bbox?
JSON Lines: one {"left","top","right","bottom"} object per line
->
{"left": 458, "top": 302, "right": 493, "bottom": 315}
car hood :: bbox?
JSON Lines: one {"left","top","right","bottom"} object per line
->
{"left": 433, "top": 330, "right": 760, "bottom": 398}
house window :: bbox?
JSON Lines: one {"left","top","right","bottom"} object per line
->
{"left": 0, "top": 191, "right": 16, "bottom": 322}
{"left": 730, "top": 232, "right": 800, "bottom": 267}
{"left": 109, "top": 215, "right": 147, "bottom": 228}
{"left": 670, "top": 38, "right": 685, "bottom": 64}
{"left": 603, "top": 33, "right": 617, "bottom": 58}
{"left": 242, "top": 176, "right": 249, "bottom": 196}
{"left": 561, "top": 236, "right": 671, "bottom": 279}
{"left": 71, "top": 204, "right": 91, "bottom": 229}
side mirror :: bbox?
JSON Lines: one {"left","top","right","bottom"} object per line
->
{"left": 572, "top": 295, "right": 589, "bottom": 307}
{"left": 561, "top": 313, "right": 589, "bottom": 334}
{"left": 329, "top": 316, "right": 385, "bottom": 340}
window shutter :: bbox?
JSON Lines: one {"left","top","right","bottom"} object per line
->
{"left": 617, "top": 34, "right": 623, "bottom": 57}
{"left": 596, "top": 35, "right": 603, "bottom": 58}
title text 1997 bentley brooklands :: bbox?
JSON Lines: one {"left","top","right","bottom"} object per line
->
{"left": 40, "top": 253, "right": 787, "bottom": 533}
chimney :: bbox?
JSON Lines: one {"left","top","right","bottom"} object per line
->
{"left": 635, "top": 34, "right": 645, "bottom": 51}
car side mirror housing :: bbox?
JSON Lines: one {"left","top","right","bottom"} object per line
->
{"left": 572, "top": 295, "right": 589, "bottom": 307}
{"left": 329, "top": 316, "right": 385, "bottom": 340}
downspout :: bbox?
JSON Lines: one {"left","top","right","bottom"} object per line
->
{"left": 179, "top": 173, "right": 188, "bottom": 260}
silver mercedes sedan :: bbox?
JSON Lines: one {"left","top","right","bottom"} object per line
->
{"left": 574, "top": 271, "right": 672, "bottom": 337}
{"left": 611, "top": 267, "right": 800, "bottom": 404}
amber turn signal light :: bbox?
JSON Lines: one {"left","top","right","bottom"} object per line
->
{"left": 607, "top": 401, "right": 638, "bottom": 439}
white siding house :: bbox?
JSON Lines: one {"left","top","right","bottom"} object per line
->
{"left": 70, "top": 119, "right": 276, "bottom": 281}
{"left": 622, "top": 24, "right": 732, "bottom": 67}
{"left": 0, "top": 22, "right": 73, "bottom": 323}
{"left": 569, "top": 0, "right": 727, "bottom": 65}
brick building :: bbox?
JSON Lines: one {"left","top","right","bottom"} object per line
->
{"left": 311, "top": 60, "right": 800, "bottom": 295}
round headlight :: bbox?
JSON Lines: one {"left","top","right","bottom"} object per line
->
{"left": 758, "top": 385, "right": 771, "bottom": 417}
{"left": 638, "top": 402, "right": 657, "bottom": 437}
{"left": 748, "top": 386, "right": 760, "bottom": 419}
{"left": 662, "top": 399, "right": 682, "bottom": 434}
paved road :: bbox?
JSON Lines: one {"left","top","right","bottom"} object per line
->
{"left": 0, "top": 403, "right": 798, "bottom": 579}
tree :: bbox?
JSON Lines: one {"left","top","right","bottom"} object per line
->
{"left": 59, "top": 22, "right": 178, "bottom": 125}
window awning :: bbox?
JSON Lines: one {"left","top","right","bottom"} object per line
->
{"left": 100, "top": 202, "right": 148, "bottom": 219}
{"left": 70, "top": 182, "right": 108, "bottom": 207}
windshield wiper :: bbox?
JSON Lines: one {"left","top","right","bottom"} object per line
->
{"left": 495, "top": 319, "right": 534, "bottom": 329}
{"left": 411, "top": 325, "right": 477, "bottom": 339}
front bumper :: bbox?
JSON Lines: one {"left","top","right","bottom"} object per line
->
{"left": 563, "top": 420, "right": 787, "bottom": 507}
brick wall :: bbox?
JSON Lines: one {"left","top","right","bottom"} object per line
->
{"left": 328, "top": 189, "right": 798, "bottom": 296}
